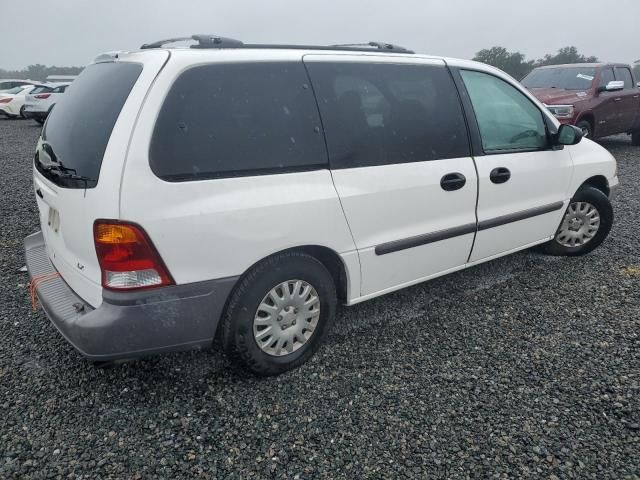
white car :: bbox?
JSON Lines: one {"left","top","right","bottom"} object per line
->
{"left": 0, "top": 79, "right": 37, "bottom": 92}
{"left": 23, "top": 83, "right": 71, "bottom": 124}
{"left": 0, "top": 84, "right": 35, "bottom": 118}
{"left": 25, "top": 36, "right": 618, "bottom": 375}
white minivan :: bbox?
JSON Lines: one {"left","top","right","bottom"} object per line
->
{"left": 25, "top": 36, "right": 618, "bottom": 375}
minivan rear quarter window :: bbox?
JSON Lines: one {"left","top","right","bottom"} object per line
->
{"left": 150, "top": 62, "right": 327, "bottom": 181}
{"left": 38, "top": 62, "right": 142, "bottom": 188}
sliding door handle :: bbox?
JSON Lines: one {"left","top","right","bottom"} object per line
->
{"left": 440, "top": 172, "right": 466, "bottom": 191}
{"left": 490, "top": 167, "right": 511, "bottom": 184}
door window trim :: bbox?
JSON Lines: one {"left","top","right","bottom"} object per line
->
{"left": 451, "top": 67, "right": 556, "bottom": 157}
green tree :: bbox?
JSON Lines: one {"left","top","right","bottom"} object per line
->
{"left": 535, "top": 46, "right": 599, "bottom": 67}
{"left": 473, "top": 46, "right": 534, "bottom": 79}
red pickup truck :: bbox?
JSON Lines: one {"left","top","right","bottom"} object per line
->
{"left": 522, "top": 63, "right": 640, "bottom": 145}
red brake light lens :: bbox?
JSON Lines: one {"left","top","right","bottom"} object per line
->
{"left": 0, "top": 98, "right": 12, "bottom": 104}
{"left": 35, "top": 93, "right": 51, "bottom": 99}
{"left": 93, "top": 221, "right": 174, "bottom": 291}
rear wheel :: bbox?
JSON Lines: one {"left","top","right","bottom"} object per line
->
{"left": 543, "top": 186, "right": 613, "bottom": 256}
{"left": 19, "top": 106, "right": 26, "bottom": 119}
{"left": 221, "top": 251, "right": 337, "bottom": 376}
{"left": 576, "top": 120, "right": 593, "bottom": 139}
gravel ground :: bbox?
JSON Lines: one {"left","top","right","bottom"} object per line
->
{"left": 1, "top": 117, "right": 638, "bottom": 479}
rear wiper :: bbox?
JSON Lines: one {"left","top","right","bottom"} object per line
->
{"left": 42, "top": 163, "right": 92, "bottom": 182}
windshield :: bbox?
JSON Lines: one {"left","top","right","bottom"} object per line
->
{"left": 31, "top": 86, "right": 53, "bottom": 94}
{"left": 37, "top": 62, "right": 142, "bottom": 188}
{"left": 522, "top": 67, "right": 597, "bottom": 90}
{"left": 4, "top": 86, "right": 25, "bottom": 94}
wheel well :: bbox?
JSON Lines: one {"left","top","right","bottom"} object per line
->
{"left": 236, "top": 246, "right": 349, "bottom": 304}
{"left": 294, "top": 246, "right": 349, "bottom": 303}
{"left": 576, "top": 114, "right": 594, "bottom": 134}
{"left": 581, "top": 175, "right": 609, "bottom": 197}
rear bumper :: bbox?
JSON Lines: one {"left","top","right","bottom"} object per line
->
{"left": 22, "top": 109, "right": 47, "bottom": 120}
{"left": 24, "top": 231, "right": 238, "bottom": 361}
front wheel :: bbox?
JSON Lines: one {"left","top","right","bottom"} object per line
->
{"left": 543, "top": 186, "right": 613, "bottom": 256}
{"left": 221, "top": 251, "right": 337, "bottom": 376}
{"left": 576, "top": 120, "right": 593, "bottom": 139}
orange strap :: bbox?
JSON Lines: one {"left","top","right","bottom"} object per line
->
{"left": 29, "top": 272, "right": 61, "bottom": 311}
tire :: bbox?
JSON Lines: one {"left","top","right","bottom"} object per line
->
{"left": 576, "top": 120, "right": 593, "bottom": 139}
{"left": 19, "top": 106, "right": 26, "bottom": 119}
{"left": 543, "top": 186, "right": 613, "bottom": 256}
{"left": 221, "top": 251, "right": 337, "bottom": 376}
{"left": 632, "top": 130, "right": 640, "bottom": 146}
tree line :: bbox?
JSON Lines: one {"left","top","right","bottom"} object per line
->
{"left": 0, "top": 64, "right": 84, "bottom": 82}
{"left": 473, "top": 46, "right": 640, "bottom": 80}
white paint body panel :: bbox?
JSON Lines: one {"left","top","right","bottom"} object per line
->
{"left": 470, "top": 149, "right": 573, "bottom": 262}
{"left": 121, "top": 49, "right": 359, "bottom": 299}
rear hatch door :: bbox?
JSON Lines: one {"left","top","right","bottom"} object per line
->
{"left": 33, "top": 50, "right": 169, "bottom": 307}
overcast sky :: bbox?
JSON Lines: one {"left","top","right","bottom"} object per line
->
{"left": 2, "top": 0, "right": 639, "bottom": 70}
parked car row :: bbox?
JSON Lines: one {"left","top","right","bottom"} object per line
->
{"left": 0, "top": 79, "right": 71, "bottom": 123}
{"left": 522, "top": 63, "right": 640, "bottom": 145}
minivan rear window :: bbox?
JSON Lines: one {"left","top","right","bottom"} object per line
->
{"left": 37, "top": 62, "right": 142, "bottom": 188}
{"left": 150, "top": 62, "right": 327, "bottom": 181}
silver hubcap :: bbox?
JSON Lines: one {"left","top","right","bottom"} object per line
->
{"left": 580, "top": 126, "right": 590, "bottom": 137}
{"left": 555, "top": 201, "right": 600, "bottom": 248}
{"left": 253, "top": 279, "right": 320, "bottom": 357}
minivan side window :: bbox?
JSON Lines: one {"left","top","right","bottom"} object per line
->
{"left": 614, "top": 67, "right": 634, "bottom": 89}
{"left": 150, "top": 63, "right": 327, "bottom": 181}
{"left": 305, "top": 62, "right": 469, "bottom": 169}
{"left": 599, "top": 68, "right": 615, "bottom": 88}
{"left": 460, "top": 70, "right": 547, "bottom": 152}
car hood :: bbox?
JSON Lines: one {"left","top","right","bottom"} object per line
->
{"left": 528, "top": 87, "right": 591, "bottom": 105}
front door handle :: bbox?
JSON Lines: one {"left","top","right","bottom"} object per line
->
{"left": 490, "top": 167, "right": 511, "bottom": 184}
{"left": 614, "top": 97, "right": 622, "bottom": 102}
{"left": 440, "top": 172, "right": 466, "bottom": 191}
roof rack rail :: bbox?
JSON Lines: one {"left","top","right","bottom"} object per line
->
{"left": 330, "top": 42, "right": 413, "bottom": 53}
{"left": 140, "top": 34, "right": 243, "bottom": 50}
{"left": 139, "top": 35, "right": 413, "bottom": 54}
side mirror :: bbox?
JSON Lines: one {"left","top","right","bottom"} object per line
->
{"left": 597, "top": 80, "right": 625, "bottom": 93}
{"left": 555, "top": 124, "right": 583, "bottom": 146}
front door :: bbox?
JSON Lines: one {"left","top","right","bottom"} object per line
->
{"left": 595, "top": 67, "right": 624, "bottom": 137}
{"left": 304, "top": 55, "right": 478, "bottom": 298}
{"left": 458, "top": 69, "right": 574, "bottom": 262}
{"left": 614, "top": 66, "right": 640, "bottom": 132}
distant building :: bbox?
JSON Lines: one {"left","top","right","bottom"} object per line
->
{"left": 46, "top": 75, "right": 77, "bottom": 83}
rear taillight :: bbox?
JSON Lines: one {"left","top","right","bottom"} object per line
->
{"left": 35, "top": 93, "right": 51, "bottom": 99}
{"left": 0, "top": 98, "right": 12, "bottom": 104}
{"left": 93, "top": 220, "right": 174, "bottom": 291}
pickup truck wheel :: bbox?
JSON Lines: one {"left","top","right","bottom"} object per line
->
{"left": 221, "top": 251, "right": 336, "bottom": 376}
{"left": 543, "top": 186, "right": 613, "bottom": 256}
{"left": 632, "top": 130, "right": 640, "bottom": 146}
{"left": 576, "top": 120, "right": 593, "bottom": 138}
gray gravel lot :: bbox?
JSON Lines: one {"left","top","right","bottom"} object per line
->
{"left": 1, "top": 117, "right": 639, "bottom": 479}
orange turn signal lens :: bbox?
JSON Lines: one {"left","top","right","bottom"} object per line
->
{"left": 94, "top": 224, "right": 139, "bottom": 244}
